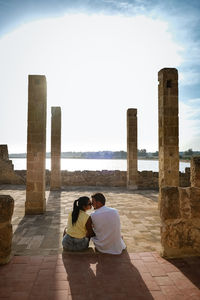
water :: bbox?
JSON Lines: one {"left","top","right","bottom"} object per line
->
{"left": 11, "top": 158, "right": 190, "bottom": 172}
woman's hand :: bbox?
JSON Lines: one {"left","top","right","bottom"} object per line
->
{"left": 63, "top": 227, "right": 67, "bottom": 237}
{"left": 86, "top": 217, "right": 95, "bottom": 237}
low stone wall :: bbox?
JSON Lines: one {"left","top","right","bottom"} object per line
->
{"left": 160, "top": 186, "right": 200, "bottom": 258}
{"left": 0, "top": 195, "right": 14, "bottom": 264}
{"left": 12, "top": 169, "right": 191, "bottom": 189}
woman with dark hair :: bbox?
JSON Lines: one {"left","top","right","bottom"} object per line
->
{"left": 62, "top": 196, "right": 94, "bottom": 251}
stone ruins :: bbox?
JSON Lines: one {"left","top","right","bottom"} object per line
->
{"left": 50, "top": 107, "right": 61, "bottom": 190}
{"left": 127, "top": 108, "right": 138, "bottom": 189}
{"left": 0, "top": 195, "right": 14, "bottom": 264}
{"left": 158, "top": 68, "right": 200, "bottom": 257}
{"left": 158, "top": 68, "right": 179, "bottom": 199}
{"left": 0, "top": 145, "right": 24, "bottom": 184}
{"left": 0, "top": 67, "right": 200, "bottom": 262}
{"left": 25, "top": 75, "right": 47, "bottom": 215}
{"left": 160, "top": 158, "right": 200, "bottom": 257}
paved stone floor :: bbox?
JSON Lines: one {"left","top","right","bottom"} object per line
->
{"left": 0, "top": 252, "right": 200, "bottom": 299}
{"left": 0, "top": 185, "right": 200, "bottom": 299}
{"left": 0, "top": 185, "right": 161, "bottom": 255}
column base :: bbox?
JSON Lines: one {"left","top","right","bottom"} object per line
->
{"left": 0, "top": 254, "right": 12, "bottom": 265}
{"left": 160, "top": 244, "right": 200, "bottom": 259}
{"left": 25, "top": 201, "right": 46, "bottom": 215}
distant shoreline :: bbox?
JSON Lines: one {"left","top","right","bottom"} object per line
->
{"left": 9, "top": 156, "right": 190, "bottom": 163}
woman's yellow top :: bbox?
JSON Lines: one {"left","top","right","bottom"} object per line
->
{"left": 66, "top": 210, "right": 89, "bottom": 238}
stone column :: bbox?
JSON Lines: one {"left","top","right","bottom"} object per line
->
{"left": 158, "top": 68, "right": 179, "bottom": 196}
{"left": 50, "top": 107, "right": 61, "bottom": 190}
{"left": 0, "top": 195, "right": 14, "bottom": 264}
{"left": 127, "top": 108, "right": 138, "bottom": 189}
{"left": 190, "top": 157, "right": 200, "bottom": 187}
{"left": 25, "top": 75, "right": 47, "bottom": 215}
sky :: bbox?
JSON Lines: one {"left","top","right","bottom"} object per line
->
{"left": 0, "top": 0, "right": 200, "bottom": 153}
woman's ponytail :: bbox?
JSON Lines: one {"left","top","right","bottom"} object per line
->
{"left": 72, "top": 199, "right": 80, "bottom": 224}
{"left": 71, "top": 196, "right": 90, "bottom": 225}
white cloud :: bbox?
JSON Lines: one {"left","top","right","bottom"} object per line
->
{"left": 0, "top": 13, "right": 184, "bottom": 152}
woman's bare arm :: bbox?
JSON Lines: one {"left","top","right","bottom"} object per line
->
{"left": 85, "top": 216, "right": 95, "bottom": 237}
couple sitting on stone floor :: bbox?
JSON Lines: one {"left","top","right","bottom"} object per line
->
{"left": 62, "top": 193, "right": 126, "bottom": 255}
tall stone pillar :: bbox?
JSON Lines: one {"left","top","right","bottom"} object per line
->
{"left": 25, "top": 75, "right": 47, "bottom": 215}
{"left": 50, "top": 107, "right": 61, "bottom": 190}
{"left": 158, "top": 68, "right": 179, "bottom": 199}
{"left": 127, "top": 108, "right": 138, "bottom": 189}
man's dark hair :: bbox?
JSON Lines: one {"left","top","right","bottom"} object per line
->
{"left": 91, "top": 193, "right": 106, "bottom": 205}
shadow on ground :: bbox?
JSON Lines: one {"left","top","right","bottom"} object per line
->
{"left": 12, "top": 191, "right": 62, "bottom": 256}
{"left": 62, "top": 250, "right": 154, "bottom": 299}
{"left": 166, "top": 256, "right": 200, "bottom": 289}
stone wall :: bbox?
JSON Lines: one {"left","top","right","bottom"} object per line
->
{"left": 12, "top": 169, "right": 190, "bottom": 189}
{"left": 0, "top": 145, "right": 25, "bottom": 185}
{"left": 160, "top": 157, "right": 200, "bottom": 258}
{"left": 160, "top": 186, "right": 200, "bottom": 257}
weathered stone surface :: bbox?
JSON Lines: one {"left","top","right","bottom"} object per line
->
{"left": 0, "top": 195, "right": 14, "bottom": 264}
{"left": 160, "top": 185, "right": 200, "bottom": 258}
{"left": 25, "top": 75, "right": 47, "bottom": 215}
{"left": 189, "top": 187, "right": 200, "bottom": 218}
{"left": 50, "top": 107, "right": 61, "bottom": 190}
{"left": 14, "top": 169, "right": 190, "bottom": 189}
{"left": 127, "top": 108, "right": 138, "bottom": 189}
{"left": 190, "top": 156, "right": 200, "bottom": 187}
{"left": 179, "top": 187, "right": 191, "bottom": 219}
{"left": 0, "top": 145, "right": 9, "bottom": 160}
{"left": 158, "top": 68, "right": 179, "bottom": 196}
{"left": 161, "top": 219, "right": 200, "bottom": 257}
{"left": 160, "top": 187, "right": 180, "bottom": 221}
{"left": 0, "top": 195, "right": 14, "bottom": 223}
{"left": 0, "top": 145, "right": 24, "bottom": 184}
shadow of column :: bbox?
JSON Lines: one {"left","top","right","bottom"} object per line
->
{"left": 12, "top": 190, "right": 62, "bottom": 256}
{"left": 166, "top": 256, "right": 200, "bottom": 289}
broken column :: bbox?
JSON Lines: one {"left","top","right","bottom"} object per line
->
{"left": 0, "top": 145, "right": 9, "bottom": 161}
{"left": 0, "top": 195, "right": 14, "bottom": 264}
{"left": 127, "top": 108, "right": 138, "bottom": 189}
{"left": 158, "top": 68, "right": 179, "bottom": 201}
{"left": 50, "top": 107, "right": 61, "bottom": 190}
{"left": 25, "top": 75, "right": 47, "bottom": 215}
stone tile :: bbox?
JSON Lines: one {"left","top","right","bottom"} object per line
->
{"left": 154, "top": 276, "right": 174, "bottom": 286}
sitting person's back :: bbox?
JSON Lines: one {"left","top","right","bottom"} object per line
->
{"left": 91, "top": 193, "right": 126, "bottom": 255}
{"left": 62, "top": 196, "right": 93, "bottom": 251}
{"left": 67, "top": 209, "right": 89, "bottom": 238}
